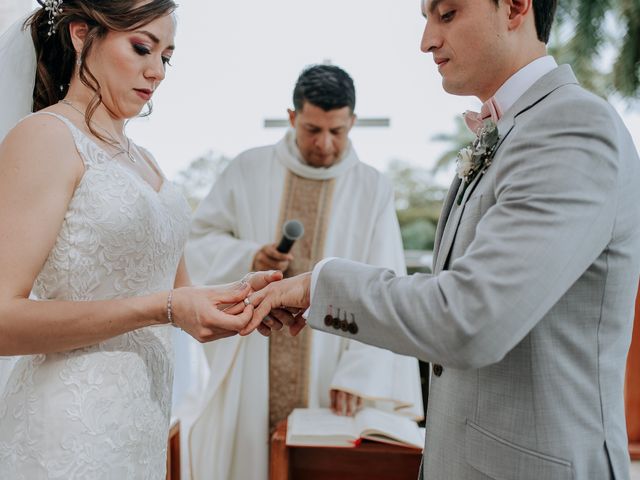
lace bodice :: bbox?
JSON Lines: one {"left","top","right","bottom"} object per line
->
{"left": 0, "top": 112, "right": 191, "bottom": 479}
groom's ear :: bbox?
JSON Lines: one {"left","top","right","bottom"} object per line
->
{"left": 504, "top": 0, "right": 533, "bottom": 32}
{"left": 68, "top": 21, "right": 90, "bottom": 54}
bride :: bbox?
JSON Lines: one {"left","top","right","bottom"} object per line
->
{"left": 0, "top": 1, "right": 278, "bottom": 478}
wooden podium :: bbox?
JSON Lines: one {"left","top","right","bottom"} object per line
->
{"left": 627, "top": 282, "right": 640, "bottom": 460}
{"left": 270, "top": 420, "right": 422, "bottom": 480}
{"left": 166, "top": 420, "right": 181, "bottom": 480}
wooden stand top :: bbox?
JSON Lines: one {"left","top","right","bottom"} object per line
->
{"left": 626, "top": 282, "right": 640, "bottom": 460}
{"left": 270, "top": 420, "right": 422, "bottom": 480}
{"left": 166, "top": 419, "right": 181, "bottom": 480}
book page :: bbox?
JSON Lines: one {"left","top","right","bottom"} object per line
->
{"left": 355, "top": 408, "right": 424, "bottom": 449}
{"left": 287, "top": 408, "right": 359, "bottom": 447}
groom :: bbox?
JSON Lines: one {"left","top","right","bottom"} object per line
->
{"left": 245, "top": 0, "right": 640, "bottom": 479}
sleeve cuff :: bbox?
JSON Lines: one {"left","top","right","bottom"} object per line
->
{"left": 302, "top": 257, "right": 339, "bottom": 319}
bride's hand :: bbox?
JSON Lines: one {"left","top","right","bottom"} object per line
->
{"left": 171, "top": 282, "right": 255, "bottom": 343}
{"left": 169, "top": 271, "right": 284, "bottom": 342}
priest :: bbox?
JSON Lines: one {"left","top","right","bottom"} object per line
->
{"left": 184, "top": 64, "right": 423, "bottom": 480}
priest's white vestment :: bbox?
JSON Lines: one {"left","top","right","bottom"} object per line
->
{"left": 183, "top": 130, "right": 423, "bottom": 480}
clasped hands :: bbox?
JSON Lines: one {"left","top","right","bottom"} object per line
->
{"left": 170, "top": 270, "right": 311, "bottom": 342}
{"left": 241, "top": 272, "right": 361, "bottom": 416}
{"left": 240, "top": 272, "right": 312, "bottom": 337}
{"left": 173, "top": 271, "right": 359, "bottom": 415}
{"left": 247, "top": 244, "right": 311, "bottom": 336}
{"left": 228, "top": 270, "right": 313, "bottom": 338}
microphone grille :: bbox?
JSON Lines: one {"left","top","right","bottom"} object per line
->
{"left": 282, "top": 219, "right": 304, "bottom": 240}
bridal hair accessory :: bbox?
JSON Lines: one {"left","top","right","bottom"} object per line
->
{"left": 39, "top": 0, "right": 64, "bottom": 37}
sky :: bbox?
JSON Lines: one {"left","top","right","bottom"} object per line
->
{"left": 127, "top": 0, "right": 472, "bottom": 184}
{"left": 8, "top": 0, "right": 640, "bottom": 185}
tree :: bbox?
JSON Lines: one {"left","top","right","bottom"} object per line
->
{"left": 552, "top": 0, "right": 640, "bottom": 100}
{"left": 386, "top": 159, "right": 447, "bottom": 251}
{"left": 430, "top": 115, "right": 475, "bottom": 174}
{"left": 173, "top": 150, "right": 231, "bottom": 210}
{"left": 432, "top": 1, "right": 639, "bottom": 174}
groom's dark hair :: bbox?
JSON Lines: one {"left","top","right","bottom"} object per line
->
{"left": 491, "top": 0, "right": 558, "bottom": 44}
{"left": 293, "top": 65, "right": 356, "bottom": 113}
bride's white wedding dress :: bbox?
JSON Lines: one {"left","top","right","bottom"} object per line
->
{"left": 0, "top": 112, "right": 191, "bottom": 479}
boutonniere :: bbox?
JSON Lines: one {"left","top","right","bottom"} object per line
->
{"left": 455, "top": 120, "right": 500, "bottom": 205}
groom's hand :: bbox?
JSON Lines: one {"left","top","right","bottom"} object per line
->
{"left": 244, "top": 270, "right": 284, "bottom": 293}
{"left": 255, "top": 307, "right": 306, "bottom": 337}
{"left": 220, "top": 270, "right": 284, "bottom": 314}
{"left": 239, "top": 272, "right": 312, "bottom": 336}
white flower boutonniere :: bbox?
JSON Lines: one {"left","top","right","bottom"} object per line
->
{"left": 456, "top": 120, "right": 500, "bottom": 205}
{"left": 455, "top": 146, "right": 474, "bottom": 180}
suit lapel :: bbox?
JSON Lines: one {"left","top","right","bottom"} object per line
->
{"left": 433, "top": 160, "right": 489, "bottom": 273}
{"left": 432, "top": 175, "right": 461, "bottom": 270}
{"left": 434, "top": 121, "right": 515, "bottom": 274}
{"left": 432, "top": 65, "right": 580, "bottom": 274}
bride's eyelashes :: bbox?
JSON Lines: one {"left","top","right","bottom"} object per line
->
{"left": 132, "top": 43, "right": 151, "bottom": 56}
{"left": 131, "top": 43, "right": 172, "bottom": 66}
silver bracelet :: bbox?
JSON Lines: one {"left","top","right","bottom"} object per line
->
{"left": 167, "top": 289, "right": 175, "bottom": 326}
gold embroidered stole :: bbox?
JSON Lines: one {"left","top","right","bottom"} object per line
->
{"left": 268, "top": 170, "right": 336, "bottom": 433}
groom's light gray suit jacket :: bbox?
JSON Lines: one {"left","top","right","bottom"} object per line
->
{"left": 307, "top": 65, "right": 640, "bottom": 479}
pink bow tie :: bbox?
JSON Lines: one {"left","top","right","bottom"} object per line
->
{"left": 463, "top": 97, "right": 503, "bottom": 136}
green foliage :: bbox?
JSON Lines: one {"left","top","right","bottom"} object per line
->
{"left": 386, "top": 159, "right": 447, "bottom": 251}
{"left": 431, "top": 116, "right": 475, "bottom": 173}
{"left": 612, "top": 0, "right": 640, "bottom": 98}
{"left": 552, "top": 0, "right": 640, "bottom": 100}
{"left": 401, "top": 218, "right": 437, "bottom": 251}
{"left": 433, "top": 0, "right": 639, "bottom": 176}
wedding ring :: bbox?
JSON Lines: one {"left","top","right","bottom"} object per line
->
{"left": 243, "top": 296, "right": 252, "bottom": 307}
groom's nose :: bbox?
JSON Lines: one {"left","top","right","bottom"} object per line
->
{"left": 421, "top": 19, "right": 442, "bottom": 53}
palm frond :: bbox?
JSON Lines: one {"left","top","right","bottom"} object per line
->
{"left": 613, "top": 0, "right": 640, "bottom": 97}
{"left": 430, "top": 116, "right": 474, "bottom": 172}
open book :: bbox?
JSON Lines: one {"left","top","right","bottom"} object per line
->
{"left": 286, "top": 408, "right": 424, "bottom": 449}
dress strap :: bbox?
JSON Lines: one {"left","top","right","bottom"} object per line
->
{"left": 135, "top": 144, "right": 167, "bottom": 182}
{"left": 29, "top": 111, "right": 99, "bottom": 168}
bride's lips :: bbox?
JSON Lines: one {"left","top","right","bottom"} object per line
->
{"left": 134, "top": 88, "right": 153, "bottom": 101}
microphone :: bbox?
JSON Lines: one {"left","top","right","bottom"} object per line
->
{"left": 276, "top": 219, "right": 304, "bottom": 253}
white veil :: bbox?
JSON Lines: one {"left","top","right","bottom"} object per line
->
{"left": 0, "top": 14, "right": 35, "bottom": 393}
{"left": 0, "top": 14, "right": 37, "bottom": 144}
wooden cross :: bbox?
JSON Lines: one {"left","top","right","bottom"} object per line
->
{"left": 264, "top": 117, "right": 390, "bottom": 128}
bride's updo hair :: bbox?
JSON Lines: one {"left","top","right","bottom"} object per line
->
{"left": 27, "top": 0, "right": 177, "bottom": 115}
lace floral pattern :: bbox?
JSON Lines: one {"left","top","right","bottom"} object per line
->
{"left": 0, "top": 113, "right": 191, "bottom": 479}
